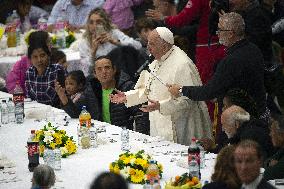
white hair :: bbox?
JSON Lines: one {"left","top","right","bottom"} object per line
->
{"left": 32, "top": 165, "right": 56, "bottom": 188}
{"left": 227, "top": 109, "right": 250, "bottom": 127}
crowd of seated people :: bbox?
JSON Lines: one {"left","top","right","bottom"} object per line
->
{"left": 0, "top": 0, "right": 284, "bottom": 185}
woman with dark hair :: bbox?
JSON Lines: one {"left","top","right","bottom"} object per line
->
{"left": 6, "top": 30, "right": 51, "bottom": 95}
{"left": 55, "top": 70, "right": 100, "bottom": 119}
{"left": 25, "top": 35, "right": 65, "bottom": 107}
{"left": 90, "top": 172, "right": 128, "bottom": 189}
{"left": 69, "top": 8, "right": 141, "bottom": 76}
{"left": 203, "top": 145, "right": 241, "bottom": 189}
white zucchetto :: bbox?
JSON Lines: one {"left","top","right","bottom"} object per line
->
{"left": 155, "top": 27, "right": 174, "bottom": 45}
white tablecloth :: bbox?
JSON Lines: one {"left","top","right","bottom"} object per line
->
{"left": 0, "top": 92, "right": 281, "bottom": 189}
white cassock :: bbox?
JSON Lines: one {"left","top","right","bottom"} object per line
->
{"left": 125, "top": 45, "right": 212, "bottom": 145}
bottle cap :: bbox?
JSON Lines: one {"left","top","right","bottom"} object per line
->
{"left": 31, "top": 130, "right": 35, "bottom": 134}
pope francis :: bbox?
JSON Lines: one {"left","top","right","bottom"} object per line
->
{"left": 110, "top": 27, "right": 212, "bottom": 145}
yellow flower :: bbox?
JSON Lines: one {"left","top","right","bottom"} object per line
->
{"left": 119, "top": 154, "right": 126, "bottom": 161}
{"left": 135, "top": 158, "right": 148, "bottom": 168}
{"left": 49, "top": 142, "right": 56, "bottom": 149}
{"left": 130, "top": 169, "right": 145, "bottom": 183}
{"left": 39, "top": 145, "right": 45, "bottom": 156}
{"left": 123, "top": 157, "right": 131, "bottom": 165}
{"left": 113, "top": 164, "right": 120, "bottom": 174}
{"left": 65, "top": 140, "right": 77, "bottom": 154}
{"left": 59, "top": 130, "right": 66, "bottom": 135}
{"left": 53, "top": 133, "right": 62, "bottom": 145}
{"left": 129, "top": 168, "right": 136, "bottom": 175}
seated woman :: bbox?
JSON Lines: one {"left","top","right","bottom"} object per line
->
{"left": 203, "top": 145, "right": 241, "bottom": 189}
{"left": 55, "top": 70, "right": 100, "bottom": 119}
{"left": 69, "top": 8, "right": 142, "bottom": 76}
{"left": 25, "top": 35, "right": 65, "bottom": 107}
{"left": 6, "top": 30, "right": 50, "bottom": 95}
{"left": 31, "top": 164, "right": 55, "bottom": 189}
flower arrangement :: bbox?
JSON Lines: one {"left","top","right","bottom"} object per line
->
{"left": 109, "top": 150, "right": 163, "bottom": 184}
{"left": 51, "top": 30, "right": 76, "bottom": 48}
{"left": 34, "top": 122, "right": 77, "bottom": 158}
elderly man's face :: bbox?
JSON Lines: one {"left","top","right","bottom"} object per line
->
{"left": 234, "top": 147, "right": 262, "bottom": 184}
{"left": 217, "top": 18, "right": 232, "bottom": 47}
{"left": 71, "top": 0, "right": 83, "bottom": 6}
{"left": 147, "top": 30, "right": 164, "bottom": 60}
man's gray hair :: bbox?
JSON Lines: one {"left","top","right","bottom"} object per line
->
{"left": 227, "top": 106, "right": 250, "bottom": 127}
{"left": 32, "top": 165, "right": 56, "bottom": 188}
{"left": 220, "top": 12, "right": 245, "bottom": 37}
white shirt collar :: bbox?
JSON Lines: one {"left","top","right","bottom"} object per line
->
{"left": 242, "top": 174, "right": 263, "bottom": 189}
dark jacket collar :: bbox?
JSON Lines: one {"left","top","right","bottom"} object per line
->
{"left": 226, "top": 39, "right": 249, "bottom": 55}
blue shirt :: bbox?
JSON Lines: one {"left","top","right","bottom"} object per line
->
{"left": 47, "top": 0, "right": 104, "bottom": 26}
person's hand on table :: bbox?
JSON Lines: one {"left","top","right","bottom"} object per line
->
{"left": 167, "top": 84, "right": 182, "bottom": 98}
{"left": 140, "top": 99, "right": 160, "bottom": 112}
{"left": 110, "top": 89, "right": 127, "bottom": 104}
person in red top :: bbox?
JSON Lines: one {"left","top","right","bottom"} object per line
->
{"left": 147, "top": 0, "right": 225, "bottom": 125}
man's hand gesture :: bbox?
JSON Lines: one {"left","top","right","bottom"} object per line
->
{"left": 110, "top": 89, "right": 126, "bottom": 104}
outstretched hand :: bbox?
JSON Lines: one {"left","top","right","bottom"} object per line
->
{"left": 140, "top": 99, "right": 160, "bottom": 112}
{"left": 109, "top": 89, "right": 127, "bottom": 104}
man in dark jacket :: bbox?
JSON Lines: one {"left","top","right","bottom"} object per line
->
{"left": 168, "top": 12, "right": 268, "bottom": 121}
{"left": 230, "top": 0, "right": 273, "bottom": 67}
{"left": 234, "top": 140, "right": 276, "bottom": 189}
{"left": 88, "top": 55, "right": 150, "bottom": 135}
{"left": 221, "top": 105, "right": 273, "bottom": 159}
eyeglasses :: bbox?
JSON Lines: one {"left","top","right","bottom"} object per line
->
{"left": 216, "top": 28, "right": 232, "bottom": 35}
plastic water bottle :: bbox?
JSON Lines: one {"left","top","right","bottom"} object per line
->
{"left": 27, "top": 130, "right": 39, "bottom": 172}
{"left": 55, "top": 10, "right": 67, "bottom": 49}
{"left": 196, "top": 141, "right": 205, "bottom": 169}
{"left": 7, "top": 98, "right": 15, "bottom": 123}
{"left": 13, "top": 82, "right": 24, "bottom": 124}
{"left": 188, "top": 156, "right": 200, "bottom": 178}
{"left": 121, "top": 127, "right": 130, "bottom": 151}
{"left": 1, "top": 100, "right": 9, "bottom": 124}
{"left": 11, "top": 10, "right": 21, "bottom": 46}
{"left": 188, "top": 138, "right": 200, "bottom": 178}
{"left": 43, "top": 148, "right": 55, "bottom": 169}
{"left": 90, "top": 126, "right": 98, "bottom": 148}
{"left": 79, "top": 106, "right": 91, "bottom": 128}
{"left": 146, "top": 160, "right": 160, "bottom": 184}
{"left": 37, "top": 14, "right": 47, "bottom": 30}
{"left": 54, "top": 148, "right": 61, "bottom": 170}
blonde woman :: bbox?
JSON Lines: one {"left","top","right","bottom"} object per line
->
{"left": 70, "top": 8, "right": 142, "bottom": 76}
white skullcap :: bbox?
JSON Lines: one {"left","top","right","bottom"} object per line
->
{"left": 155, "top": 27, "right": 174, "bottom": 45}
